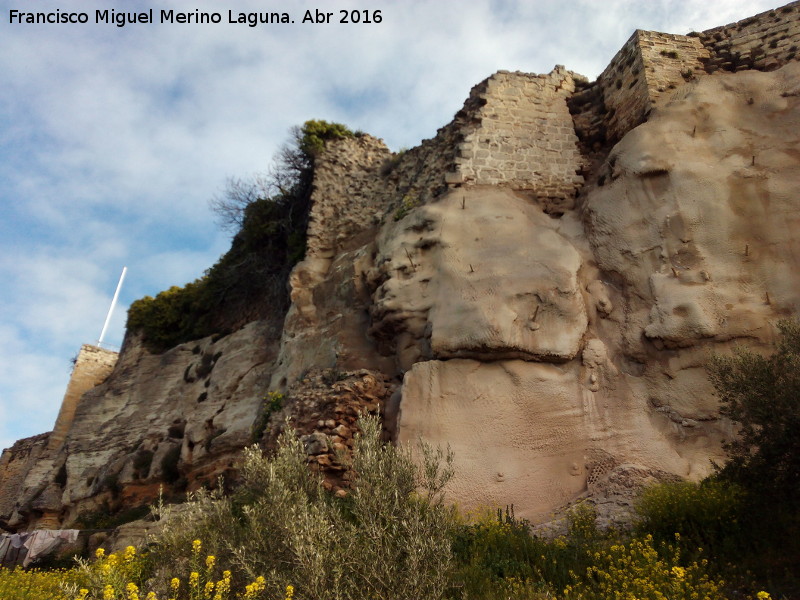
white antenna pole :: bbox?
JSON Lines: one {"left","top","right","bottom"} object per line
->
{"left": 98, "top": 266, "right": 127, "bottom": 347}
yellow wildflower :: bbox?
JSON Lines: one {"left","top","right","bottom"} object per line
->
{"left": 146, "top": 593, "right": 158, "bottom": 600}
{"left": 204, "top": 580, "right": 215, "bottom": 598}
{"left": 214, "top": 572, "right": 231, "bottom": 600}
{"left": 672, "top": 566, "right": 686, "bottom": 579}
{"left": 190, "top": 571, "right": 200, "bottom": 588}
{"left": 206, "top": 555, "right": 216, "bottom": 570}
{"left": 244, "top": 576, "right": 267, "bottom": 599}
{"left": 127, "top": 582, "right": 140, "bottom": 600}
{"left": 75, "top": 590, "right": 89, "bottom": 600}
{"left": 104, "top": 585, "right": 116, "bottom": 600}
{"left": 285, "top": 584, "right": 294, "bottom": 600}
{"left": 124, "top": 545, "right": 137, "bottom": 561}
{"left": 192, "top": 539, "right": 202, "bottom": 554}
{"left": 757, "top": 593, "right": 772, "bottom": 600}
{"left": 95, "top": 548, "right": 106, "bottom": 559}
{"left": 169, "top": 576, "right": 180, "bottom": 600}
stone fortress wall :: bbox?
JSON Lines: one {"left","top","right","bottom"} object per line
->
{"left": 573, "top": 1, "right": 800, "bottom": 148}
{"left": 302, "top": 63, "right": 589, "bottom": 255}
{"left": 308, "top": 1, "right": 800, "bottom": 241}
{"left": 48, "top": 345, "right": 118, "bottom": 453}
{"left": 0, "top": 345, "right": 117, "bottom": 528}
{"left": 700, "top": 0, "right": 800, "bottom": 72}
{"left": 452, "top": 68, "right": 585, "bottom": 215}
{"left": 595, "top": 30, "right": 710, "bottom": 143}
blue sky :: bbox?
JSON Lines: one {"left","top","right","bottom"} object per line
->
{"left": 0, "top": 0, "right": 779, "bottom": 451}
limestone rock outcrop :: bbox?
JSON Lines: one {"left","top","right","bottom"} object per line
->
{"left": 2, "top": 1, "right": 800, "bottom": 531}
{"left": 1, "top": 322, "right": 277, "bottom": 529}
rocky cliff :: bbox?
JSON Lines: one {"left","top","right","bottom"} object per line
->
{"left": 2, "top": 1, "right": 800, "bottom": 530}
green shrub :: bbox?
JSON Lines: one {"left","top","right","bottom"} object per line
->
{"left": 296, "top": 119, "right": 353, "bottom": 157}
{"left": 708, "top": 319, "right": 800, "bottom": 502}
{"left": 151, "top": 415, "right": 456, "bottom": 600}
{"left": 635, "top": 480, "right": 744, "bottom": 563}
{"left": 250, "top": 391, "right": 285, "bottom": 443}
{"left": 127, "top": 120, "right": 354, "bottom": 353}
{"left": 393, "top": 192, "right": 421, "bottom": 221}
{"left": 449, "top": 504, "right": 603, "bottom": 599}
{"left": 705, "top": 320, "right": 800, "bottom": 588}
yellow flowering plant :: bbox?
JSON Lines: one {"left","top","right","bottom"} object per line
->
{"left": 0, "top": 565, "right": 83, "bottom": 600}
{"left": 562, "top": 534, "right": 725, "bottom": 600}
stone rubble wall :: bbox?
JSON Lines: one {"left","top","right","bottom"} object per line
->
{"left": 700, "top": 1, "right": 800, "bottom": 73}
{"left": 303, "top": 122, "right": 467, "bottom": 273}
{"left": 590, "top": 31, "right": 709, "bottom": 144}
{"left": 454, "top": 68, "right": 585, "bottom": 213}
{"left": 571, "top": 2, "right": 800, "bottom": 149}
{"left": 48, "top": 345, "right": 118, "bottom": 453}
{"left": 257, "top": 368, "right": 395, "bottom": 497}
{"left": 304, "top": 134, "right": 392, "bottom": 264}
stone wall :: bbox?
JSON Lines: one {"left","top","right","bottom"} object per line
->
{"left": 592, "top": 33, "right": 649, "bottom": 146}
{"left": 304, "top": 123, "right": 469, "bottom": 271}
{"left": 454, "top": 68, "right": 585, "bottom": 214}
{"left": 48, "top": 345, "right": 118, "bottom": 453}
{"left": 571, "top": 1, "right": 800, "bottom": 149}
{"left": 305, "top": 65, "right": 588, "bottom": 240}
{"left": 304, "top": 134, "right": 392, "bottom": 266}
{"left": 700, "top": 1, "right": 800, "bottom": 73}
{"left": 592, "top": 30, "right": 709, "bottom": 144}
{"left": 637, "top": 31, "right": 710, "bottom": 107}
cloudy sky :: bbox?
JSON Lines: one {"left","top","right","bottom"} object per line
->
{"left": 0, "top": 0, "right": 780, "bottom": 452}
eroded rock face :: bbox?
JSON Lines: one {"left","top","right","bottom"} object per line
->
{"left": 369, "top": 188, "right": 588, "bottom": 368}
{"left": 403, "top": 64, "right": 799, "bottom": 520}
{"left": 2, "top": 322, "right": 277, "bottom": 529}
{"left": 587, "top": 63, "right": 800, "bottom": 351}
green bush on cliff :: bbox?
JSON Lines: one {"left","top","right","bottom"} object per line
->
{"left": 708, "top": 319, "right": 800, "bottom": 501}
{"left": 126, "top": 120, "right": 353, "bottom": 353}
{"left": 296, "top": 119, "right": 354, "bottom": 157}
{"left": 704, "top": 319, "right": 800, "bottom": 584}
